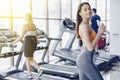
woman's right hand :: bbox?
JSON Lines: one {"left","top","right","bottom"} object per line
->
{"left": 98, "top": 23, "right": 106, "bottom": 36}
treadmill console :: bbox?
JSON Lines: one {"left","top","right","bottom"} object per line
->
{"left": 2, "top": 31, "right": 17, "bottom": 38}
{"left": 63, "top": 18, "right": 76, "bottom": 30}
{"left": 0, "top": 30, "right": 18, "bottom": 42}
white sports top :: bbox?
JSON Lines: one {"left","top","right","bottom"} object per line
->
{"left": 24, "top": 31, "right": 36, "bottom": 37}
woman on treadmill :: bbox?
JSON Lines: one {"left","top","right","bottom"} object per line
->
{"left": 10, "top": 13, "right": 39, "bottom": 79}
{"left": 76, "top": 2, "right": 105, "bottom": 80}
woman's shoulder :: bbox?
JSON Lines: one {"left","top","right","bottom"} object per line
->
{"left": 23, "top": 23, "right": 36, "bottom": 31}
{"left": 79, "top": 23, "right": 88, "bottom": 30}
{"left": 24, "top": 23, "right": 35, "bottom": 25}
{"left": 24, "top": 23, "right": 36, "bottom": 27}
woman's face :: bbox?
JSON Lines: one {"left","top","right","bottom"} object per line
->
{"left": 79, "top": 4, "right": 92, "bottom": 19}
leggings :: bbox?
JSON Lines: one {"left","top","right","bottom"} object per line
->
{"left": 76, "top": 47, "right": 104, "bottom": 80}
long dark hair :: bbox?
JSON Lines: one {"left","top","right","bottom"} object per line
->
{"left": 76, "top": 2, "right": 91, "bottom": 39}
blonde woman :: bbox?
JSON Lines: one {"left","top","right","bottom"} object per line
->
{"left": 11, "top": 13, "right": 39, "bottom": 79}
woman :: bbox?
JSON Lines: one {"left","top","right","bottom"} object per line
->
{"left": 10, "top": 13, "right": 39, "bottom": 79}
{"left": 76, "top": 2, "right": 105, "bottom": 80}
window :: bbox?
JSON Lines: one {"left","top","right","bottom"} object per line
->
{"left": 32, "top": 0, "right": 47, "bottom": 18}
{"left": 12, "top": 0, "right": 30, "bottom": 17}
{"left": 0, "top": 0, "right": 110, "bottom": 34}
{"left": 48, "top": 0, "right": 60, "bottom": 19}
{"left": 61, "top": 0, "right": 71, "bottom": 19}
{"left": 72, "top": 0, "right": 80, "bottom": 19}
{"left": 33, "top": 19, "right": 47, "bottom": 33}
{"left": 12, "top": 19, "right": 24, "bottom": 35}
{"left": 49, "top": 20, "right": 60, "bottom": 37}
{"left": 0, "top": 18, "right": 10, "bottom": 29}
{"left": 89, "top": 0, "right": 96, "bottom": 8}
{"left": 0, "top": 0, "right": 11, "bottom": 16}
{"left": 0, "top": 0, "right": 111, "bottom": 71}
{"left": 97, "top": 0, "right": 106, "bottom": 20}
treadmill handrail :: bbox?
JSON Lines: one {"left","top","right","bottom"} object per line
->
{"left": 41, "top": 67, "right": 76, "bottom": 75}
{"left": 47, "top": 37, "right": 62, "bottom": 41}
{"left": 0, "top": 51, "right": 22, "bottom": 58}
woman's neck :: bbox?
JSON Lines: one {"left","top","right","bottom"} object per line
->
{"left": 25, "top": 20, "right": 33, "bottom": 24}
{"left": 81, "top": 19, "right": 91, "bottom": 28}
{"left": 82, "top": 18, "right": 90, "bottom": 24}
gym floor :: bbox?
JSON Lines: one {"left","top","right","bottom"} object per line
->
{"left": 0, "top": 49, "right": 120, "bottom": 80}
{"left": 102, "top": 62, "right": 120, "bottom": 80}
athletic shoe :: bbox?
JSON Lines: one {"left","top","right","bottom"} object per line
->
{"left": 27, "top": 75, "right": 33, "bottom": 79}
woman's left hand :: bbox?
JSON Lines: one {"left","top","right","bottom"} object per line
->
{"left": 7, "top": 42, "right": 12, "bottom": 47}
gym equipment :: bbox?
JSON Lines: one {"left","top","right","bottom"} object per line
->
{"left": 0, "top": 74, "right": 4, "bottom": 80}
{"left": 5, "top": 71, "right": 70, "bottom": 80}
{"left": 49, "top": 18, "right": 110, "bottom": 67}
{"left": 0, "top": 45, "right": 23, "bottom": 78}
{"left": 37, "top": 57, "right": 108, "bottom": 79}
{"left": 50, "top": 18, "right": 119, "bottom": 68}
{"left": 50, "top": 18, "right": 77, "bottom": 63}
{"left": 35, "top": 19, "right": 107, "bottom": 79}
{"left": 63, "top": 18, "right": 76, "bottom": 30}
{"left": 0, "top": 43, "right": 19, "bottom": 58}
{"left": 0, "top": 30, "right": 23, "bottom": 78}
{"left": 39, "top": 64, "right": 79, "bottom": 79}
{"left": 96, "top": 53, "right": 119, "bottom": 70}
{"left": 3, "top": 30, "right": 68, "bottom": 80}
{"left": 36, "top": 19, "right": 119, "bottom": 80}
{"left": 28, "top": 37, "right": 62, "bottom": 72}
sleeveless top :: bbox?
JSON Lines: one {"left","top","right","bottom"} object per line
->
{"left": 24, "top": 23, "right": 37, "bottom": 37}
{"left": 24, "top": 31, "right": 36, "bottom": 37}
{"left": 23, "top": 31, "right": 36, "bottom": 40}
{"left": 89, "top": 30, "right": 96, "bottom": 41}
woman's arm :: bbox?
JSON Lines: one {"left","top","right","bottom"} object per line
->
{"left": 11, "top": 25, "right": 26, "bottom": 44}
{"left": 79, "top": 24, "right": 105, "bottom": 51}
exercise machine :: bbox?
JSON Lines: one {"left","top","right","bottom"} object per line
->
{"left": 37, "top": 18, "right": 119, "bottom": 79}
{"left": 0, "top": 30, "right": 23, "bottom": 79}
{"left": 4, "top": 29, "right": 69, "bottom": 80}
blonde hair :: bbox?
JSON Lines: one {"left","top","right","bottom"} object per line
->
{"left": 24, "top": 13, "right": 33, "bottom": 23}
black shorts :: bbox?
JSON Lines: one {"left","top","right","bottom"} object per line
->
{"left": 23, "top": 36, "right": 37, "bottom": 57}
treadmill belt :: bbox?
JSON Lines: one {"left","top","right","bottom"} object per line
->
{"left": 98, "top": 53, "right": 119, "bottom": 64}
{"left": 5, "top": 71, "right": 70, "bottom": 80}
{"left": 55, "top": 49, "right": 77, "bottom": 62}
{"left": 41, "top": 64, "right": 78, "bottom": 73}
{"left": 39, "top": 58, "right": 108, "bottom": 79}
{"left": 95, "top": 58, "right": 108, "bottom": 71}
{"left": 41, "top": 64, "right": 78, "bottom": 79}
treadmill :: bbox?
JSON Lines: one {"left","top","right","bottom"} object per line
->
{"left": 36, "top": 18, "right": 119, "bottom": 79}
{"left": 0, "top": 30, "right": 24, "bottom": 79}
{"left": 0, "top": 43, "right": 23, "bottom": 78}
{"left": 35, "top": 19, "right": 108, "bottom": 80}
{"left": 5, "top": 71, "right": 70, "bottom": 80}
{"left": 3, "top": 30, "right": 69, "bottom": 80}
{"left": 49, "top": 18, "right": 119, "bottom": 68}
{"left": 50, "top": 18, "right": 78, "bottom": 63}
